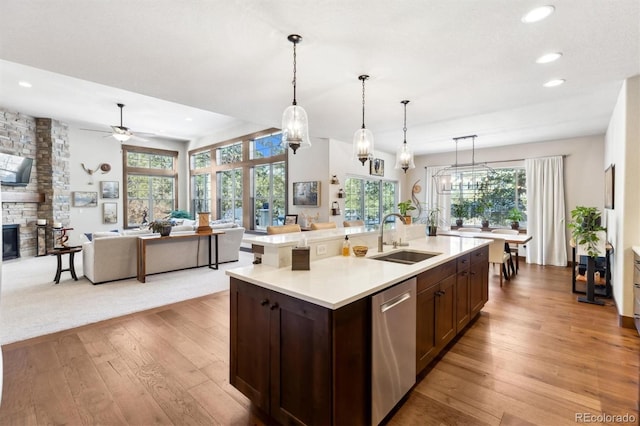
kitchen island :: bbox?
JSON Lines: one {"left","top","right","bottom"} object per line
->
{"left": 227, "top": 234, "right": 490, "bottom": 425}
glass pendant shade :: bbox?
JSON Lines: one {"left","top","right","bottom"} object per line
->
{"left": 353, "top": 127, "right": 374, "bottom": 165}
{"left": 395, "top": 142, "right": 415, "bottom": 173}
{"left": 282, "top": 104, "right": 311, "bottom": 154}
{"left": 112, "top": 132, "right": 131, "bottom": 142}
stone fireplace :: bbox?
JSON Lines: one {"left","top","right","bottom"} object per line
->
{"left": 1, "top": 108, "right": 70, "bottom": 257}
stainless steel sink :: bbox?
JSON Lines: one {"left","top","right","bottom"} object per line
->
{"left": 371, "top": 250, "right": 441, "bottom": 265}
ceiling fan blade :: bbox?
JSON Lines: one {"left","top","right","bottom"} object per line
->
{"left": 80, "top": 128, "right": 111, "bottom": 134}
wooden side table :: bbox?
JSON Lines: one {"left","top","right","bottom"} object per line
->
{"left": 48, "top": 246, "right": 82, "bottom": 284}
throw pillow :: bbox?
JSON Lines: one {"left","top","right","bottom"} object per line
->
{"left": 92, "top": 231, "right": 121, "bottom": 239}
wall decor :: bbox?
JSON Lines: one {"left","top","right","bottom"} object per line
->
{"left": 370, "top": 158, "right": 384, "bottom": 176}
{"left": 284, "top": 214, "right": 298, "bottom": 225}
{"left": 103, "top": 202, "right": 118, "bottom": 224}
{"left": 72, "top": 191, "right": 98, "bottom": 207}
{"left": 604, "top": 164, "right": 615, "bottom": 209}
{"left": 293, "top": 181, "right": 320, "bottom": 206}
{"left": 100, "top": 181, "right": 119, "bottom": 199}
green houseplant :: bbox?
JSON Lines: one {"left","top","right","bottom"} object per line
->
{"left": 568, "top": 206, "right": 606, "bottom": 304}
{"left": 507, "top": 208, "right": 524, "bottom": 230}
{"left": 426, "top": 207, "right": 440, "bottom": 236}
{"left": 451, "top": 202, "right": 466, "bottom": 227}
{"left": 149, "top": 219, "right": 173, "bottom": 237}
{"left": 397, "top": 200, "right": 416, "bottom": 224}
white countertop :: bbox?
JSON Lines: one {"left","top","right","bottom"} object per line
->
{"left": 227, "top": 235, "right": 490, "bottom": 310}
{"left": 243, "top": 226, "right": 378, "bottom": 247}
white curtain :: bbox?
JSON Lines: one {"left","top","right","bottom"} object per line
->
{"left": 525, "top": 156, "right": 567, "bottom": 266}
{"left": 425, "top": 166, "right": 451, "bottom": 228}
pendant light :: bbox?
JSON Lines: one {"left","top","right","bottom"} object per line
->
{"left": 394, "top": 100, "right": 415, "bottom": 173}
{"left": 353, "top": 75, "right": 374, "bottom": 165}
{"left": 282, "top": 34, "right": 311, "bottom": 154}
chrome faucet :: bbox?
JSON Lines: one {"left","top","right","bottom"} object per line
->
{"left": 378, "top": 213, "right": 407, "bottom": 252}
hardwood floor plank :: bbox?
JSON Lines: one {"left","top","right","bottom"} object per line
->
{"left": 32, "top": 367, "right": 84, "bottom": 425}
{"left": 94, "top": 356, "right": 174, "bottom": 425}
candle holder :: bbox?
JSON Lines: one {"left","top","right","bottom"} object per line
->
{"left": 197, "top": 212, "right": 212, "bottom": 233}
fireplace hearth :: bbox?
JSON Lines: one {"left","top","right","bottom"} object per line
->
{"left": 3, "top": 224, "right": 20, "bottom": 260}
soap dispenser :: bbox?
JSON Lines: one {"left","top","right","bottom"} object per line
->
{"left": 342, "top": 235, "right": 351, "bottom": 256}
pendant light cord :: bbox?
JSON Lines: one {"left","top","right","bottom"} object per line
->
{"left": 292, "top": 41, "right": 297, "bottom": 106}
{"left": 360, "top": 75, "right": 368, "bottom": 129}
{"left": 402, "top": 100, "right": 408, "bottom": 144}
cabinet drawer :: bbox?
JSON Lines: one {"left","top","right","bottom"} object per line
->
{"left": 457, "top": 253, "right": 471, "bottom": 270}
{"left": 417, "top": 259, "right": 457, "bottom": 292}
{"left": 470, "top": 246, "right": 489, "bottom": 265}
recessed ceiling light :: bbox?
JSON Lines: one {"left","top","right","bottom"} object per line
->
{"left": 536, "top": 52, "right": 563, "bottom": 64}
{"left": 18, "top": 81, "right": 32, "bottom": 88}
{"left": 522, "top": 5, "right": 555, "bottom": 23}
{"left": 543, "top": 79, "right": 565, "bottom": 87}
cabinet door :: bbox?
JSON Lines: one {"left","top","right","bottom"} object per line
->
{"left": 270, "top": 292, "right": 332, "bottom": 426}
{"left": 230, "top": 278, "right": 271, "bottom": 411}
{"left": 469, "top": 261, "right": 485, "bottom": 316}
{"left": 416, "top": 283, "right": 438, "bottom": 373}
{"left": 456, "top": 269, "right": 470, "bottom": 332}
{"left": 436, "top": 275, "right": 456, "bottom": 349}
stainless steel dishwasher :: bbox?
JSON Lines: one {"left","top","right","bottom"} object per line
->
{"left": 372, "top": 277, "right": 416, "bottom": 425}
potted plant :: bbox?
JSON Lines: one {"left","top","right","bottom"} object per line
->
{"left": 426, "top": 207, "right": 440, "bottom": 236}
{"left": 149, "top": 219, "right": 173, "bottom": 237}
{"left": 507, "top": 208, "right": 524, "bottom": 230}
{"left": 451, "top": 202, "right": 466, "bottom": 227}
{"left": 568, "top": 206, "right": 606, "bottom": 304}
{"left": 397, "top": 200, "right": 416, "bottom": 224}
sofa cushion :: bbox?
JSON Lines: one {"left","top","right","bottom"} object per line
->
{"left": 172, "top": 224, "right": 195, "bottom": 232}
{"left": 122, "top": 229, "right": 153, "bottom": 236}
{"left": 93, "top": 231, "right": 121, "bottom": 238}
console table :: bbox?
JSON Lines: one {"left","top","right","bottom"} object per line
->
{"left": 136, "top": 231, "right": 224, "bottom": 283}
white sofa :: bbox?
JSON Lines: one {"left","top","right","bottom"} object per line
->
{"left": 82, "top": 226, "right": 245, "bottom": 284}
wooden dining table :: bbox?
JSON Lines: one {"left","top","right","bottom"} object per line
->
{"left": 438, "top": 229, "right": 533, "bottom": 273}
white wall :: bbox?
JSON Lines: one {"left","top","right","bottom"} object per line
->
{"left": 605, "top": 75, "right": 640, "bottom": 320}
{"left": 67, "top": 126, "right": 189, "bottom": 243}
{"left": 404, "top": 134, "right": 605, "bottom": 260}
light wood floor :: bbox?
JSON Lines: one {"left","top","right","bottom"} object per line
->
{"left": 1, "top": 263, "right": 638, "bottom": 425}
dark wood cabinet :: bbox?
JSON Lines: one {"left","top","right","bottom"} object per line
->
{"left": 416, "top": 259, "right": 457, "bottom": 373}
{"left": 230, "top": 277, "right": 369, "bottom": 425}
{"left": 470, "top": 247, "right": 489, "bottom": 317}
{"left": 417, "top": 247, "right": 489, "bottom": 374}
{"left": 456, "top": 253, "right": 471, "bottom": 332}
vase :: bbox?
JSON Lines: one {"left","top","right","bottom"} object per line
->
{"left": 159, "top": 225, "right": 172, "bottom": 237}
{"left": 426, "top": 226, "right": 438, "bottom": 236}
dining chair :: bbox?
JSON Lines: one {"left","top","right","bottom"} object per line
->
{"left": 458, "top": 228, "right": 482, "bottom": 232}
{"left": 266, "top": 224, "right": 302, "bottom": 235}
{"left": 310, "top": 222, "right": 337, "bottom": 230}
{"left": 491, "top": 229, "right": 519, "bottom": 274}
{"left": 488, "top": 236, "right": 511, "bottom": 287}
{"left": 343, "top": 220, "right": 365, "bottom": 227}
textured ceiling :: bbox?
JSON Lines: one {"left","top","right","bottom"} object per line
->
{"left": 0, "top": 0, "right": 638, "bottom": 154}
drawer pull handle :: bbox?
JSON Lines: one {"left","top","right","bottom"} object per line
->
{"left": 270, "top": 303, "right": 279, "bottom": 310}
{"left": 261, "top": 299, "right": 269, "bottom": 306}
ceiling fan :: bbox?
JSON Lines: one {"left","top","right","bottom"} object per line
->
{"left": 81, "top": 103, "right": 152, "bottom": 142}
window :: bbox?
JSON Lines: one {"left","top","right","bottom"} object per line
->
{"left": 344, "top": 177, "right": 397, "bottom": 226}
{"left": 217, "top": 168, "right": 243, "bottom": 221}
{"left": 189, "top": 128, "right": 285, "bottom": 231}
{"left": 123, "top": 145, "right": 178, "bottom": 228}
{"left": 450, "top": 167, "right": 526, "bottom": 227}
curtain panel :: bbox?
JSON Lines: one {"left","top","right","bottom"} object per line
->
{"left": 525, "top": 156, "right": 567, "bottom": 266}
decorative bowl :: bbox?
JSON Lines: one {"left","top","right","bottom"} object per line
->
{"left": 352, "top": 245, "right": 368, "bottom": 257}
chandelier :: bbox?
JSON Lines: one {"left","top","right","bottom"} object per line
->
{"left": 432, "top": 134, "right": 494, "bottom": 195}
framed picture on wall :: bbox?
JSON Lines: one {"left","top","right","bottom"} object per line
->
{"left": 370, "top": 158, "right": 384, "bottom": 176}
{"left": 100, "top": 181, "right": 119, "bottom": 199}
{"left": 293, "top": 181, "right": 320, "bottom": 206}
{"left": 103, "top": 202, "right": 118, "bottom": 224}
{"left": 72, "top": 191, "right": 98, "bottom": 207}
{"left": 604, "top": 164, "right": 614, "bottom": 209}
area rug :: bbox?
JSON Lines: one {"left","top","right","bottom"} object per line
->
{"left": 0, "top": 251, "right": 253, "bottom": 344}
